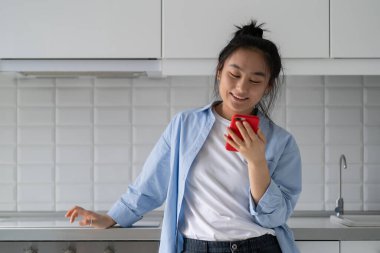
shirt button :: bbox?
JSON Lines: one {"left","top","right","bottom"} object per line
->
{"left": 231, "top": 243, "right": 238, "bottom": 250}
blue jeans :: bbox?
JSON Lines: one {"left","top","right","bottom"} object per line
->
{"left": 182, "top": 234, "right": 282, "bottom": 253}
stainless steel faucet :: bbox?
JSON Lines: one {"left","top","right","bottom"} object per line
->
{"left": 335, "top": 154, "right": 347, "bottom": 216}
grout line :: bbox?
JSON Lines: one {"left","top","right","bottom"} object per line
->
{"left": 361, "top": 76, "right": 365, "bottom": 210}
{"left": 130, "top": 78, "right": 135, "bottom": 182}
{"left": 53, "top": 78, "right": 57, "bottom": 211}
{"left": 92, "top": 78, "right": 96, "bottom": 210}
{"left": 15, "top": 75, "right": 19, "bottom": 211}
{"left": 328, "top": 0, "right": 331, "bottom": 58}
{"left": 322, "top": 75, "right": 326, "bottom": 211}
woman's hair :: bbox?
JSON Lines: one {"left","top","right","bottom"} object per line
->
{"left": 214, "top": 20, "right": 283, "bottom": 120}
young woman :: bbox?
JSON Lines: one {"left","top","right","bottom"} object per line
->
{"left": 66, "top": 21, "right": 302, "bottom": 253}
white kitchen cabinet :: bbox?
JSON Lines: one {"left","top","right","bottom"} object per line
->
{"left": 0, "top": 0, "right": 161, "bottom": 58}
{"left": 163, "top": 0, "right": 329, "bottom": 59}
{"left": 341, "top": 241, "right": 380, "bottom": 253}
{"left": 296, "top": 241, "right": 339, "bottom": 253}
{"left": 331, "top": 0, "right": 380, "bottom": 58}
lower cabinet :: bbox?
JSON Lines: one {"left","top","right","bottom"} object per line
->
{"left": 341, "top": 241, "right": 380, "bottom": 253}
{"left": 296, "top": 241, "right": 339, "bottom": 253}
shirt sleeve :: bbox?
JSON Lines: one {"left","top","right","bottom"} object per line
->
{"left": 107, "top": 119, "right": 174, "bottom": 227}
{"left": 249, "top": 136, "right": 302, "bottom": 228}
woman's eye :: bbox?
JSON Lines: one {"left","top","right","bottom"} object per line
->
{"left": 230, "top": 73, "right": 240, "bottom": 78}
{"left": 250, "top": 80, "right": 261, "bottom": 84}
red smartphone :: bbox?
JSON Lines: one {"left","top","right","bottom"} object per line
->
{"left": 225, "top": 114, "right": 260, "bottom": 152}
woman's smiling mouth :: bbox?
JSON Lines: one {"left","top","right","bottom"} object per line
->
{"left": 230, "top": 92, "right": 248, "bottom": 102}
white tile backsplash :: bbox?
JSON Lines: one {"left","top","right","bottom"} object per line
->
{"left": 95, "top": 107, "right": 131, "bottom": 125}
{"left": 365, "top": 106, "right": 380, "bottom": 125}
{"left": 18, "top": 126, "right": 54, "bottom": 144}
{"left": 287, "top": 107, "right": 324, "bottom": 126}
{"left": 364, "top": 87, "right": 380, "bottom": 105}
{"left": 18, "top": 107, "right": 54, "bottom": 125}
{"left": 287, "top": 126, "right": 324, "bottom": 145}
{"left": 365, "top": 145, "right": 380, "bottom": 164}
{"left": 0, "top": 165, "right": 15, "bottom": 183}
{"left": 286, "top": 86, "right": 324, "bottom": 106}
{"left": 364, "top": 126, "right": 380, "bottom": 144}
{"left": 0, "top": 146, "right": 16, "bottom": 164}
{"left": 325, "top": 145, "right": 363, "bottom": 164}
{"left": 94, "top": 184, "right": 127, "bottom": 203}
{"left": 325, "top": 126, "right": 362, "bottom": 145}
{"left": 17, "top": 184, "right": 54, "bottom": 202}
{"left": 0, "top": 88, "right": 16, "bottom": 105}
{"left": 0, "top": 75, "right": 380, "bottom": 212}
{"left": 18, "top": 77, "right": 54, "bottom": 88}
{"left": 95, "top": 126, "right": 131, "bottom": 144}
{"left": 18, "top": 146, "right": 54, "bottom": 164}
{"left": 133, "top": 126, "right": 165, "bottom": 144}
{"left": 56, "top": 126, "right": 93, "bottom": 145}
{"left": 18, "top": 165, "right": 53, "bottom": 183}
{"left": 57, "top": 107, "right": 93, "bottom": 125}
{"left": 56, "top": 184, "right": 92, "bottom": 203}
{"left": 325, "top": 76, "right": 362, "bottom": 87}
{"left": 56, "top": 146, "right": 92, "bottom": 164}
{"left": 133, "top": 87, "right": 169, "bottom": 106}
{"left": 326, "top": 107, "right": 363, "bottom": 126}
{"left": 18, "top": 88, "right": 54, "bottom": 106}
{"left": 364, "top": 165, "right": 380, "bottom": 183}
{"left": 171, "top": 87, "right": 210, "bottom": 106}
{"left": 0, "top": 184, "right": 16, "bottom": 203}
{"left": 56, "top": 87, "right": 93, "bottom": 106}
{"left": 0, "top": 127, "right": 16, "bottom": 144}
{"left": 95, "top": 87, "right": 132, "bottom": 106}
{"left": 56, "top": 165, "right": 92, "bottom": 184}
{"left": 132, "top": 107, "right": 169, "bottom": 125}
{"left": 94, "top": 165, "right": 131, "bottom": 184}
{"left": 94, "top": 146, "right": 130, "bottom": 164}
{"left": 325, "top": 87, "right": 363, "bottom": 106}
{"left": 0, "top": 108, "right": 16, "bottom": 125}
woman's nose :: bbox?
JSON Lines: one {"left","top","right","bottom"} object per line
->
{"left": 236, "top": 78, "right": 249, "bottom": 92}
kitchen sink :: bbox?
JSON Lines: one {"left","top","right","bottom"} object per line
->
{"left": 330, "top": 214, "right": 380, "bottom": 227}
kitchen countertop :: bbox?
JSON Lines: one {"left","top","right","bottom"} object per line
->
{"left": 1, "top": 211, "right": 380, "bottom": 241}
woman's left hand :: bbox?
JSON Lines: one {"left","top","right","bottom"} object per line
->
{"left": 225, "top": 121, "right": 271, "bottom": 203}
{"left": 224, "top": 121, "right": 267, "bottom": 165}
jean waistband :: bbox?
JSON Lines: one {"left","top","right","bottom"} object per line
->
{"left": 183, "top": 234, "right": 278, "bottom": 253}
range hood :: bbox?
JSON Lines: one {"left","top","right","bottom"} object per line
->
{"left": 0, "top": 59, "right": 162, "bottom": 78}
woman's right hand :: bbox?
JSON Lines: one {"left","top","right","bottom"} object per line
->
{"left": 65, "top": 206, "right": 116, "bottom": 229}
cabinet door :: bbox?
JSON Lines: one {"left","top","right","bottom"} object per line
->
{"left": 0, "top": 0, "right": 160, "bottom": 58}
{"left": 331, "top": 0, "right": 380, "bottom": 58}
{"left": 341, "top": 241, "right": 380, "bottom": 253}
{"left": 164, "top": 0, "right": 329, "bottom": 58}
{"left": 296, "top": 241, "right": 339, "bottom": 253}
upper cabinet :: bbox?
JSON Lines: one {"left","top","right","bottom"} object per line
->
{"left": 331, "top": 0, "right": 380, "bottom": 58}
{"left": 0, "top": 0, "right": 161, "bottom": 58}
{"left": 163, "top": 0, "right": 329, "bottom": 59}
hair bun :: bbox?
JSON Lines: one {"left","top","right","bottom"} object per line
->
{"left": 234, "top": 20, "right": 265, "bottom": 39}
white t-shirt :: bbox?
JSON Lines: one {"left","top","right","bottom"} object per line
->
{"left": 179, "top": 108, "right": 275, "bottom": 241}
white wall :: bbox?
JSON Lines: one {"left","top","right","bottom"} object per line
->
{"left": 0, "top": 73, "right": 379, "bottom": 212}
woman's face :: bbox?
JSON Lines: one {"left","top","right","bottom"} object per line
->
{"left": 217, "top": 48, "right": 270, "bottom": 120}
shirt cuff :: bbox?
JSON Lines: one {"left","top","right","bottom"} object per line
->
{"left": 107, "top": 200, "right": 142, "bottom": 227}
{"left": 249, "top": 179, "right": 282, "bottom": 215}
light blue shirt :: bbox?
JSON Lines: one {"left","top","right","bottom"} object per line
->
{"left": 108, "top": 102, "right": 302, "bottom": 253}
